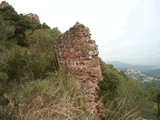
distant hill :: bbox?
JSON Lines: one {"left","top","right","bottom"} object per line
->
{"left": 147, "top": 69, "right": 160, "bottom": 79}
{"left": 107, "top": 61, "right": 160, "bottom": 78}
{"left": 107, "top": 61, "right": 155, "bottom": 71}
{"left": 108, "top": 61, "right": 160, "bottom": 90}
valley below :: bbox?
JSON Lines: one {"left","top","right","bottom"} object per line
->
{"left": 108, "top": 61, "right": 160, "bottom": 89}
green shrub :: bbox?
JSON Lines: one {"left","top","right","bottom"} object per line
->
{"left": 98, "top": 60, "right": 157, "bottom": 119}
{"left": 0, "top": 72, "right": 8, "bottom": 96}
{"left": 118, "top": 79, "right": 156, "bottom": 119}
{"left": 98, "top": 60, "right": 123, "bottom": 104}
{"left": 25, "top": 29, "right": 60, "bottom": 79}
{"left": 4, "top": 46, "right": 28, "bottom": 81}
{"left": 0, "top": 72, "right": 8, "bottom": 83}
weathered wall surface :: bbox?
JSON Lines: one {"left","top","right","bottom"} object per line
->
{"left": 55, "top": 22, "right": 103, "bottom": 119}
{"left": 0, "top": 1, "right": 9, "bottom": 8}
{"left": 26, "top": 13, "right": 40, "bottom": 23}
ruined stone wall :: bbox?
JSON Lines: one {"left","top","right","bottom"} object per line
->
{"left": 26, "top": 13, "right": 40, "bottom": 23}
{"left": 55, "top": 22, "right": 103, "bottom": 119}
{"left": 0, "top": 1, "right": 9, "bottom": 9}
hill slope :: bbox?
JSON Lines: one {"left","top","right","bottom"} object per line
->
{"left": 108, "top": 61, "right": 160, "bottom": 78}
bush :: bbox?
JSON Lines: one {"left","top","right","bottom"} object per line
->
{"left": 4, "top": 46, "right": 28, "bottom": 81}
{"left": 98, "top": 60, "right": 123, "bottom": 104}
{"left": 98, "top": 61, "right": 157, "bottom": 119}
{"left": 118, "top": 79, "right": 157, "bottom": 119}
{"left": 0, "top": 72, "right": 8, "bottom": 95}
{"left": 0, "top": 72, "right": 8, "bottom": 83}
{"left": 25, "top": 29, "right": 60, "bottom": 79}
{"left": 1, "top": 28, "right": 61, "bottom": 81}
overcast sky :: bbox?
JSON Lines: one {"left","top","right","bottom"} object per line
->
{"left": 1, "top": 0, "right": 160, "bottom": 65}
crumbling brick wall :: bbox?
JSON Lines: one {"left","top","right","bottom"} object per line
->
{"left": 55, "top": 22, "right": 103, "bottom": 119}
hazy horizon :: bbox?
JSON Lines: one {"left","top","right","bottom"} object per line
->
{"left": 102, "top": 0, "right": 160, "bottom": 66}
{"left": 106, "top": 60, "right": 160, "bottom": 67}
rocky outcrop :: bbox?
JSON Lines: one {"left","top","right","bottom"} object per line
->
{"left": 0, "top": 1, "right": 40, "bottom": 23}
{"left": 0, "top": 1, "right": 9, "bottom": 8}
{"left": 26, "top": 13, "right": 40, "bottom": 23}
{"left": 55, "top": 22, "right": 103, "bottom": 119}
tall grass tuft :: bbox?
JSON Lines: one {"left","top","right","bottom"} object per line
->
{"left": 102, "top": 97, "right": 142, "bottom": 120}
{"left": 4, "top": 72, "right": 95, "bottom": 120}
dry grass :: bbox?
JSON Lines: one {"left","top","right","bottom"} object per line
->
{"left": 4, "top": 72, "right": 95, "bottom": 120}
{"left": 3, "top": 72, "right": 143, "bottom": 120}
{"left": 102, "top": 97, "right": 142, "bottom": 120}
{"left": 6, "top": 96, "right": 93, "bottom": 120}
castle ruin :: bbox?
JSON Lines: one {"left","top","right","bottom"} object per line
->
{"left": 55, "top": 22, "right": 103, "bottom": 119}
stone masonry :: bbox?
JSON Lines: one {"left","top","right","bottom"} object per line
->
{"left": 55, "top": 22, "right": 103, "bottom": 119}
{"left": 26, "top": 13, "right": 40, "bottom": 23}
{"left": 0, "top": 1, "right": 9, "bottom": 9}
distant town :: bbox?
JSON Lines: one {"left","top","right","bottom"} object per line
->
{"left": 124, "top": 69, "right": 160, "bottom": 82}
